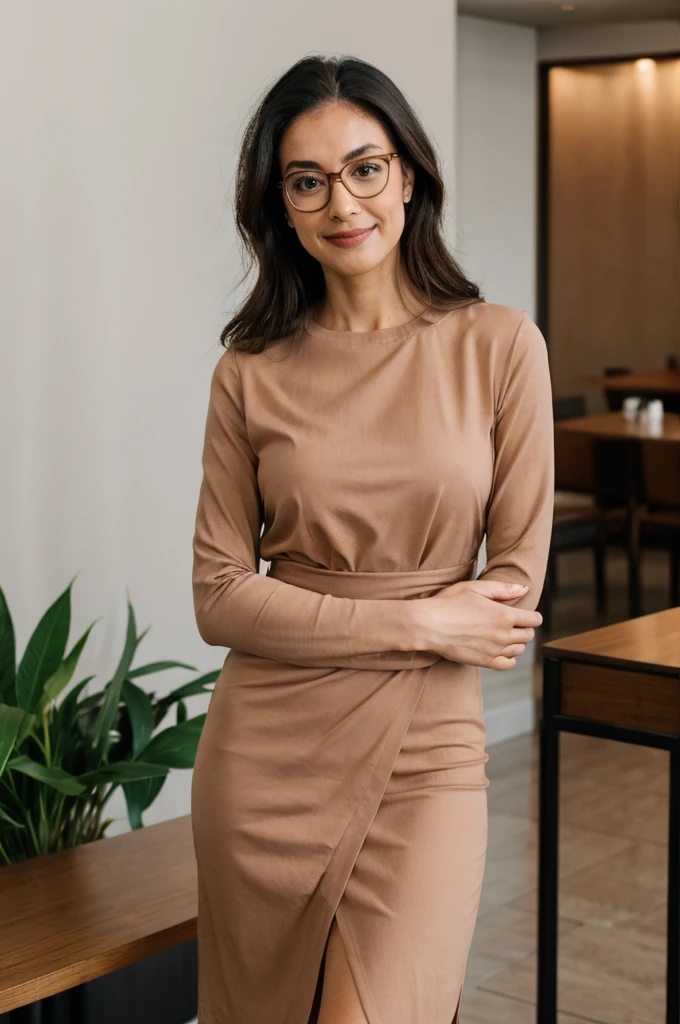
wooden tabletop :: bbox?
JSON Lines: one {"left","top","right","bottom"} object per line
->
{"left": 543, "top": 606, "right": 680, "bottom": 677}
{"left": 555, "top": 410, "right": 680, "bottom": 442}
{"left": 0, "top": 814, "right": 197, "bottom": 1012}
{"left": 602, "top": 369, "right": 680, "bottom": 393}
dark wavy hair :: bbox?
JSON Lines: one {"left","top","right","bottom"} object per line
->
{"left": 221, "top": 54, "right": 483, "bottom": 353}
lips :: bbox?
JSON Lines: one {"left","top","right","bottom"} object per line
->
{"left": 324, "top": 225, "right": 376, "bottom": 247}
{"left": 326, "top": 227, "right": 375, "bottom": 239}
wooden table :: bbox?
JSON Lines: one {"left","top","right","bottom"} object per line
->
{"left": 554, "top": 412, "right": 680, "bottom": 617}
{"left": 602, "top": 369, "right": 680, "bottom": 413}
{"left": 538, "top": 607, "right": 680, "bottom": 1024}
{"left": 555, "top": 409, "right": 680, "bottom": 443}
{"left": 0, "top": 815, "right": 197, "bottom": 1017}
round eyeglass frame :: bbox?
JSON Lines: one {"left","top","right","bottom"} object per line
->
{"left": 278, "top": 152, "right": 401, "bottom": 212}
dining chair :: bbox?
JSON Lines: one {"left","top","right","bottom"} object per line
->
{"left": 639, "top": 440, "right": 680, "bottom": 607}
{"left": 539, "top": 404, "right": 606, "bottom": 632}
{"left": 592, "top": 437, "right": 645, "bottom": 617}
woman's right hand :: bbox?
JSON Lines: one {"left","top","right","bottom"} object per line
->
{"left": 410, "top": 579, "right": 543, "bottom": 670}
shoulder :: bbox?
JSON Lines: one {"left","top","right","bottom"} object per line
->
{"left": 458, "top": 299, "right": 546, "bottom": 371}
{"left": 211, "top": 344, "right": 241, "bottom": 389}
{"left": 206, "top": 346, "right": 248, "bottom": 422}
{"left": 457, "top": 301, "right": 544, "bottom": 350}
{"left": 444, "top": 302, "right": 549, "bottom": 413}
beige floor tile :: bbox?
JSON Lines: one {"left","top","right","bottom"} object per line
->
{"left": 634, "top": 904, "right": 668, "bottom": 937}
{"left": 459, "top": 984, "right": 584, "bottom": 1023}
{"left": 509, "top": 839, "right": 668, "bottom": 926}
{"left": 560, "top": 781, "right": 668, "bottom": 844}
{"left": 465, "top": 905, "right": 580, "bottom": 987}
{"left": 480, "top": 815, "right": 633, "bottom": 917}
{"left": 480, "top": 919, "right": 666, "bottom": 1024}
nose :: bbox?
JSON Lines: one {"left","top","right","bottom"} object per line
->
{"left": 327, "top": 177, "right": 363, "bottom": 219}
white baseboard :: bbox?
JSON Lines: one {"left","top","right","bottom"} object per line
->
{"left": 484, "top": 697, "right": 535, "bottom": 746}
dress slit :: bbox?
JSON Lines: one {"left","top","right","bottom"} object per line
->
{"left": 303, "top": 663, "right": 437, "bottom": 1024}
{"left": 452, "top": 979, "right": 465, "bottom": 1023}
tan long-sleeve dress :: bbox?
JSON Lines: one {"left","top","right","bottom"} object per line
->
{"left": 190, "top": 298, "right": 554, "bottom": 1024}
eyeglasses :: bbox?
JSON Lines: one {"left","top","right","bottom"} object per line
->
{"left": 278, "top": 152, "right": 401, "bottom": 212}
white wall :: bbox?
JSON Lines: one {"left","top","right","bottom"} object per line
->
{"left": 538, "top": 19, "right": 680, "bottom": 61}
{"left": 455, "top": 15, "right": 538, "bottom": 318}
{"left": 2, "top": 1, "right": 458, "bottom": 834}
{"left": 456, "top": 17, "right": 540, "bottom": 736}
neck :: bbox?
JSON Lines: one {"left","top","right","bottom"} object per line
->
{"left": 312, "top": 264, "right": 427, "bottom": 333}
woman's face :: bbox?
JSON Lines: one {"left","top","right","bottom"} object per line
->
{"left": 277, "top": 102, "right": 414, "bottom": 281}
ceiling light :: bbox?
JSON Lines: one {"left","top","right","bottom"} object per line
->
{"left": 635, "top": 58, "right": 656, "bottom": 72}
{"left": 560, "top": 3, "right": 575, "bottom": 10}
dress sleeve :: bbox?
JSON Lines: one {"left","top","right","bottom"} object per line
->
{"left": 192, "top": 346, "right": 423, "bottom": 668}
{"left": 476, "top": 313, "right": 554, "bottom": 611}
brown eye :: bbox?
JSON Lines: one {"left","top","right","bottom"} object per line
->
{"left": 291, "top": 174, "right": 324, "bottom": 193}
{"left": 352, "top": 162, "right": 380, "bottom": 179}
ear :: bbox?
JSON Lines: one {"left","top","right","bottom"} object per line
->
{"left": 401, "top": 160, "right": 415, "bottom": 203}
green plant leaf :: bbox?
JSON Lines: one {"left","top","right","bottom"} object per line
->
{"left": 8, "top": 754, "right": 86, "bottom": 795}
{"left": 153, "top": 672, "right": 219, "bottom": 729}
{"left": 41, "top": 619, "right": 99, "bottom": 711}
{"left": 16, "top": 578, "right": 76, "bottom": 714}
{"left": 15, "top": 709, "right": 39, "bottom": 748}
{"left": 0, "top": 704, "right": 32, "bottom": 780}
{"left": 57, "top": 676, "right": 95, "bottom": 733}
{"left": 128, "top": 660, "right": 197, "bottom": 678}
{"left": 78, "top": 761, "right": 169, "bottom": 786}
{"left": 120, "top": 679, "right": 154, "bottom": 758}
{"left": 122, "top": 775, "right": 167, "bottom": 830}
{"left": 91, "top": 597, "right": 144, "bottom": 759}
{"left": 0, "top": 587, "right": 16, "bottom": 705}
{"left": 160, "top": 671, "right": 220, "bottom": 705}
{"left": 136, "top": 714, "right": 207, "bottom": 769}
{"left": 176, "top": 699, "right": 187, "bottom": 724}
{"left": 0, "top": 805, "right": 25, "bottom": 829}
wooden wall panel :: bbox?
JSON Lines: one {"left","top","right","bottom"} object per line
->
{"left": 547, "top": 58, "right": 680, "bottom": 402}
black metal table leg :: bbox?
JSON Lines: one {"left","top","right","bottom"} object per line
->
{"left": 537, "top": 657, "right": 561, "bottom": 1024}
{"left": 668, "top": 740, "right": 680, "bottom": 1023}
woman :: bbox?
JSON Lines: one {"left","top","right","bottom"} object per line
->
{"left": 191, "top": 54, "right": 553, "bottom": 1024}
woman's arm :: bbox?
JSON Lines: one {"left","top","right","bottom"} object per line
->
{"left": 475, "top": 312, "right": 555, "bottom": 610}
{"left": 192, "top": 346, "right": 420, "bottom": 668}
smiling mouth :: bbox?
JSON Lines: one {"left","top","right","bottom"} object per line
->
{"left": 324, "top": 225, "right": 377, "bottom": 246}
{"left": 326, "top": 227, "right": 374, "bottom": 239}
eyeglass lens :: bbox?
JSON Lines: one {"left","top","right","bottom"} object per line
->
{"left": 286, "top": 156, "right": 390, "bottom": 211}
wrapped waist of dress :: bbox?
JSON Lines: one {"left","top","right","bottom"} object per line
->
{"left": 266, "top": 558, "right": 477, "bottom": 601}
{"left": 264, "top": 558, "right": 478, "bottom": 671}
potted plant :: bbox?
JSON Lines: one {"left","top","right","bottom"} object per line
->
{"left": 0, "top": 576, "right": 218, "bottom": 1024}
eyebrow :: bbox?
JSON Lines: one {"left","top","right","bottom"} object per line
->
{"left": 283, "top": 143, "right": 383, "bottom": 175}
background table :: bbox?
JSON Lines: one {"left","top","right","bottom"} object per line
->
{"left": 554, "top": 412, "right": 680, "bottom": 617}
{"left": 602, "top": 369, "right": 680, "bottom": 414}
{"left": 555, "top": 409, "right": 680, "bottom": 443}
{"left": 538, "top": 607, "right": 680, "bottom": 1024}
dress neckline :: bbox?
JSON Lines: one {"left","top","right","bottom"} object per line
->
{"left": 301, "top": 299, "right": 478, "bottom": 345}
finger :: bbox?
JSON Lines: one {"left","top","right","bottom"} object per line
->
{"left": 509, "top": 627, "right": 535, "bottom": 644}
{"left": 500, "top": 643, "right": 526, "bottom": 659}
{"left": 469, "top": 581, "right": 529, "bottom": 601}
{"left": 489, "top": 655, "right": 517, "bottom": 670}
{"left": 511, "top": 609, "right": 543, "bottom": 628}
